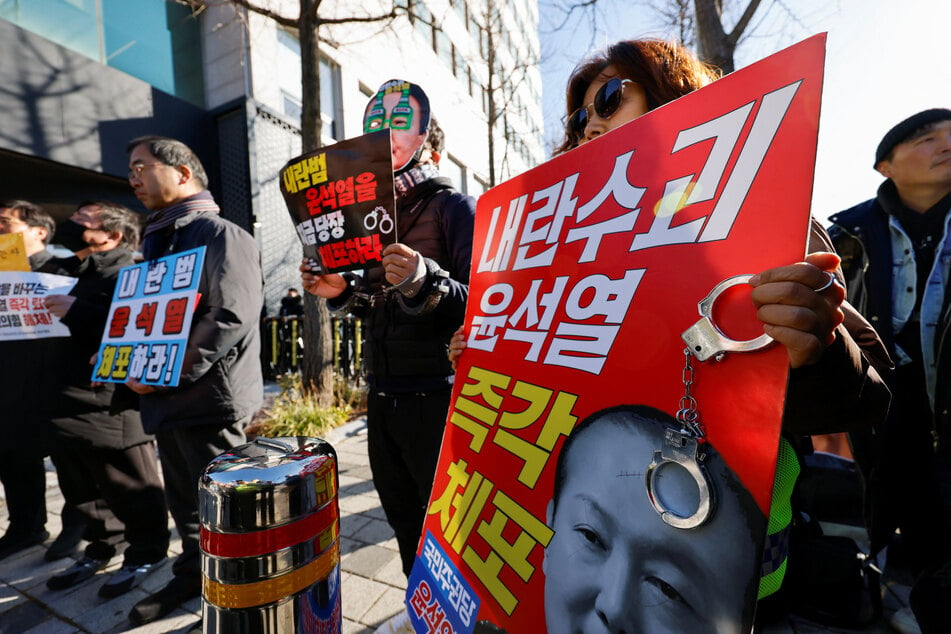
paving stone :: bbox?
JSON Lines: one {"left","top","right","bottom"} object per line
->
{"left": 352, "top": 516, "right": 396, "bottom": 547}
{"left": 334, "top": 446, "right": 370, "bottom": 462}
{"left": 340, "top": 535, "right": 364, "bottom": 556}
{"left": 22, "top": 616, "right": 81, "bottom": 634}
{"left": 341, "top": 513, "right": 372, "bottom": 539}
{"left": 338, "top": 473, "right": 363, "bottom": 488}
{"left": 339, "top": 493, "right": 382, "bottom": 515}
{"left": 339, "top": 479, "right": 377, "bottom": 497}
{"left": 0, "top": 418, "right": 393, "bottom": 633}
{"left": 342, "top": 616, "right": 375, "bottom": 634}
{"left": 362, "top": 585, "right": 408, "bottom": 627}
{"left": 1, "top": 596, "right": 61, "bottom": 633}
{"left": 73, "top": 593, "right": 148, "bottom": 633}
{"left": 0, "top": 580, "right": 27, "bottom": 616}
{"left": 379, "top": 535, "right": 399, "bottom": 553}
{"left": 341, "top": 543, "right": 396, "bottom": 579}
{"left": 365, "top": 505, "right": 389, "bottom": 522}
{"left": 374, "top": 555, "right": 408, "bottom": 589}
{"left": 341, "top": 572, "right": 386, "bottom": 623}
{"left": 342, "top": 465, "right": 375, "bottom": 481}
{"left": 0, "top": 550, "right": 72, "bottom": 590}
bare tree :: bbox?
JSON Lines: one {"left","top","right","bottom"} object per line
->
{"left": 647, "top": 0, "right": 696, "bottom": 48}
{"left": 177, "top": 0, "right": 402, "bottom": 406}
{"left": 472, "top": 0, "right": 544, "bottom": 185}
{"left": 693, "top": 0, "right": 762, "bottom": 73}
{"left": 644, "top": 0, "right": 820, "bottom": 74}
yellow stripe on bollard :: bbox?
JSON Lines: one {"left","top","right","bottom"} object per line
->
{"left": 204, "top": 541, "right": 340, "bottom": 609}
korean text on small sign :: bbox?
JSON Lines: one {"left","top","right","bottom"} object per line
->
{"left": 92, "top": 247, "right": 205, "bottom": 387}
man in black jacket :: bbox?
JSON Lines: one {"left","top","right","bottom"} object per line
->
{"left": 0, "top": 200, "right": 58, "bottom": 560}
{"left": 44, "top": 201, "right": 170, "bottom": 598}
{"left": 828, "top": 108, "right": 951, "bottom": 633}
{"left": 302, "top": 80, "right": 475, "bottom": 577}
{"left": 124, "top": 136, "right": 264, "bottom": 625}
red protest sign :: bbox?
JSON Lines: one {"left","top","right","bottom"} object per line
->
{"left": 280, "top": 129, "right": 396, "bottom": 273}
{"left": 409, "top": 34, "right": 826, "bottom": 633}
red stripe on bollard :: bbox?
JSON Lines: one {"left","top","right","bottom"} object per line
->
{"left": 200, "top": 502, "right": 339, "bottom": 558}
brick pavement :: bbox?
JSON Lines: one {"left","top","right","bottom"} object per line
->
{"left": 0, "top": 416, "right": 412, "bottom": 633}
{"left": 0, "top": 414, "right": 917, "bottom": 634}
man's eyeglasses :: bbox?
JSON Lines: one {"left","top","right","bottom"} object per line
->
{"left": 127, "top": 162, "right": 165, "bottom": 180}
{"left": 566, "top": 78, "right": 635, "bottom": 144}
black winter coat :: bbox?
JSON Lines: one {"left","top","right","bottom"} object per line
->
{"left": 138, "top": 207, "right": 264, "bottom": 433}
{"left": 0, "top": 251, "right": 67, "bottom": 449}
{"left": 51, "top": 248, "right": 152, "bottom": 450}
{"left": 829, "top": 197, "right": 951, "bottom": 436}
{"left": 330, "top": 176, "right": 475, "bottom": 393}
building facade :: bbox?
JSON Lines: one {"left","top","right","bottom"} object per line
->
{"left": 0, "top": 0, "right": 544, "bottom": 313}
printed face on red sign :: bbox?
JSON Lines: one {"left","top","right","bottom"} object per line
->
{"left": 543, "top": 406, "right": 760, "bottom": 634}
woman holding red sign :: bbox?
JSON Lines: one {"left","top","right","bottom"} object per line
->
{"left": 451, "top": 38, "right": 890, "bottom": 628}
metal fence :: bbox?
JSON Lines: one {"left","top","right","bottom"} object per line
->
{"left": 261, "top": 315, "right": 364, "bottom": 381}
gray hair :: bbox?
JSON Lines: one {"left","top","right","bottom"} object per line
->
{"left": 126, "top": 135, "right": 209, "bottom": 189}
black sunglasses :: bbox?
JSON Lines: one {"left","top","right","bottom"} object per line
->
{"left": 566, "top": 78, "right": 635, "bottom": 144}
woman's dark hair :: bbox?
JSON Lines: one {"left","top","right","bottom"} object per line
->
{"left": 554, "top": 39, "right": 720, "bottom": 155}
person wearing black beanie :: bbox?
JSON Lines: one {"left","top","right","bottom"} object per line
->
{"left": 874, "top": 108, "right": 951, "bottom": 167}
{"left": 829, "top": 109, "right": 951, "bottom": 634}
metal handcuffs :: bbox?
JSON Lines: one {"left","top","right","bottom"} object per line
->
{"left": 680, "top": 274, "right": 773, "bottom": 362}
{"left": 646, "top": 274, "right": 773, "bottom": 529}
{"left": 646, "top": 427, "right": 715, "bottom": 529}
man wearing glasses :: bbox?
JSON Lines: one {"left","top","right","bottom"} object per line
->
{"left": 123, "top": 136, "right": 264, "bottom": 626}
{"left": 0, "top": 201, "right": 60, "bottom": 560}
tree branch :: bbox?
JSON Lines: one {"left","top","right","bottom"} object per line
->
{"left": 174, "top": 0, "right": 299, "bottom": 28}
{"left": 319, "top": 8, "right": 399, "bottom": 26}
{"left": 726, "top": 0, "right": 763, "bottom": 47}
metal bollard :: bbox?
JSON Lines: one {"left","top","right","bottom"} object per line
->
{"left": 199, "top": 436, "right": 341, "bottom": 633}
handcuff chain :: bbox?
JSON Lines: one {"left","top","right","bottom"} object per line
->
{"left": 677, "top": 347, "right": 705, "bottom": 440}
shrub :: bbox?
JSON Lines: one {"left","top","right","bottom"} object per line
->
{"left": 249, "top": 373, "right": 366, "bottom": 440}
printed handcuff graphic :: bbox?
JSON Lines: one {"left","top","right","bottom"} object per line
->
{"left": 363, "top": 205, "right": 394, "bottom": 235}
{"left": 279, "top": 129, "right": 397, "bottom": 274}
{"left": 647, "top": 274, "right": 774, "bottom": 530}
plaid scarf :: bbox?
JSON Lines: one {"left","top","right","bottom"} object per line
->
{"left": 141, "top": 191, "right": 219, "bottom": 259}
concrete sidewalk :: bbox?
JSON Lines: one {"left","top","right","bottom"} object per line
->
{"left": 0, "top": 414, "right": 918, "bottom": 634}
{"left": 0, "top": 416, "right": 410, "bottom": 633}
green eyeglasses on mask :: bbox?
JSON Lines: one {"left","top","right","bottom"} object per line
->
{"left": 364, "top": 85, "right": 415, "bottom": 133}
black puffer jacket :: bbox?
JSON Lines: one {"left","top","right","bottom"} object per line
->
{"left": 330, "top": 175, "right": 475, "bottom": 392}
{"left": 51, "top": 248, "right": 152, "bottom": 449}
{"left": 138, "top": 209, "right": 264, "bottom": 433}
